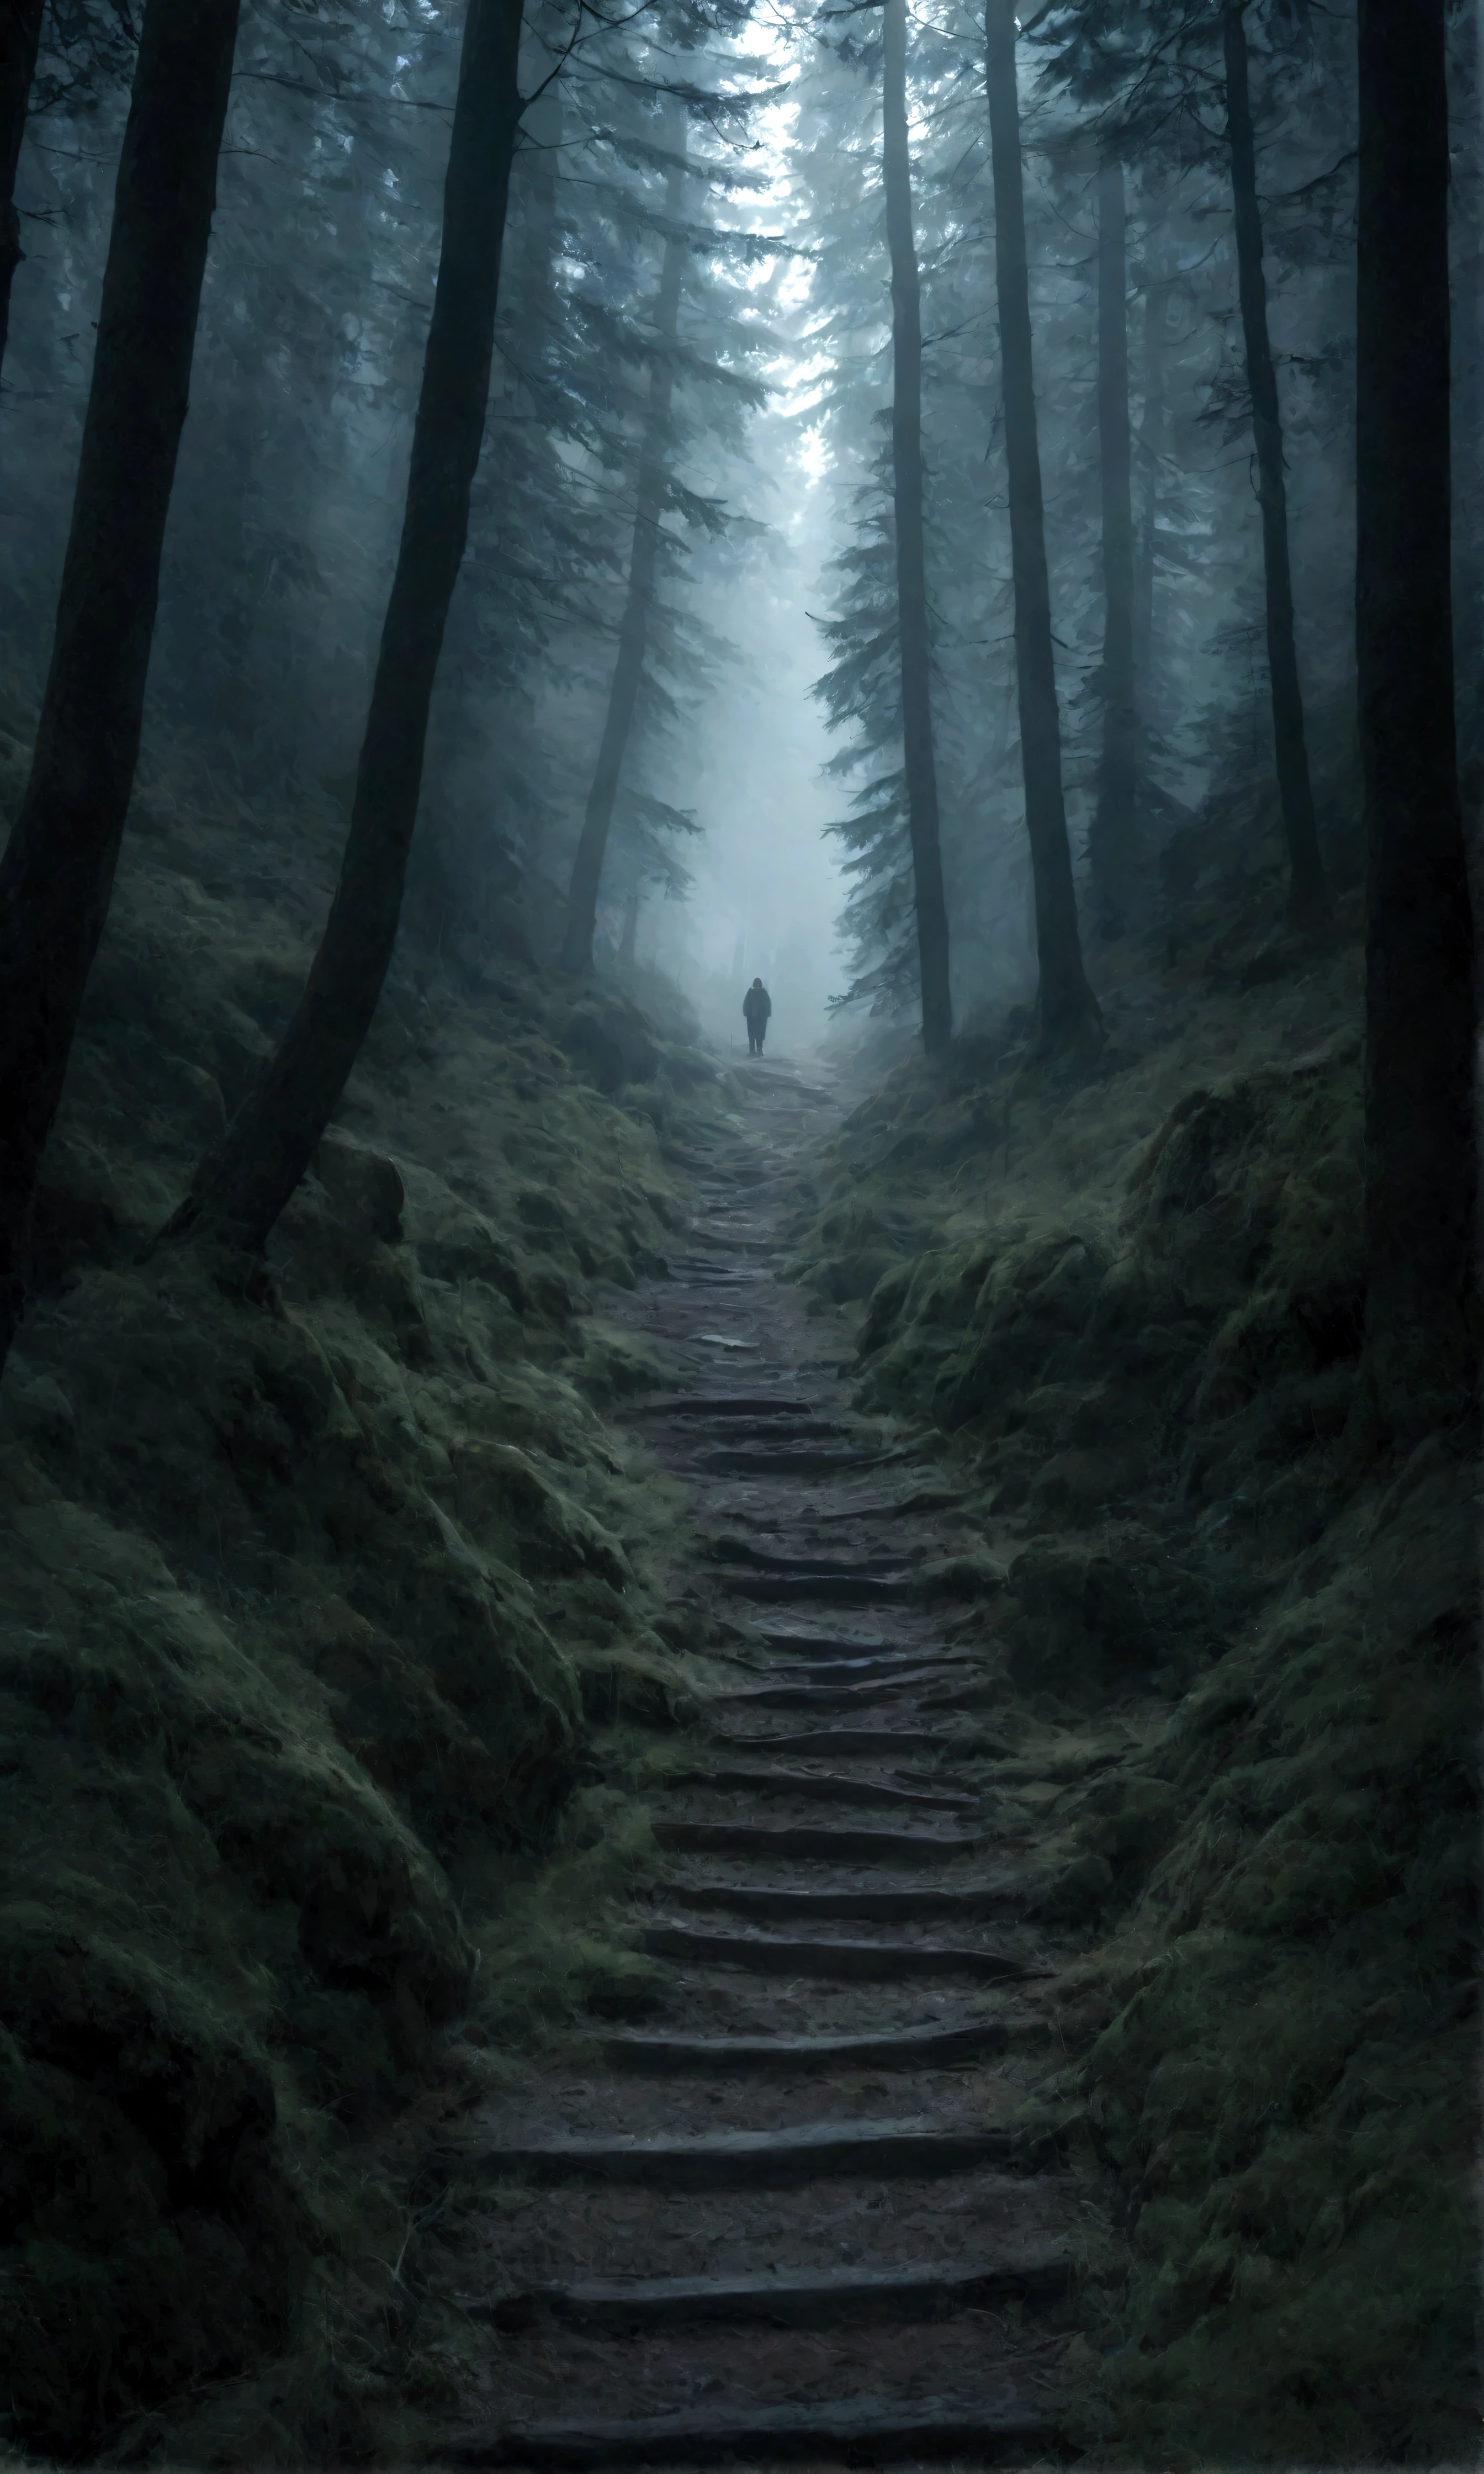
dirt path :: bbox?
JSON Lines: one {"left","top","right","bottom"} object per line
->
{"left": 430, "top": 1055, "right": 1113, "bottom": 2468}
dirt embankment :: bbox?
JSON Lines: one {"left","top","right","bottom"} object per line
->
{"left": 785, "top": 830, "right": 1477, "bottom": 2461}
{"left": 0, "top": 753, "right": 733, "bottom": 2461}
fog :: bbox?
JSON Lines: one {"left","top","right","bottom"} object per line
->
{"left": 625, "top": 447, "right": 848, "bottom": 1055}
{"left": 0, "top": 3, "right": 1475, "bottom": 2462}
{"left": 0, "top": 0, "right": 1475, "bottom": 1065}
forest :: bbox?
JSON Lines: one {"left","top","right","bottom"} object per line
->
{"left": 0, "top": 0, "right": 1475, "bottom": 2464}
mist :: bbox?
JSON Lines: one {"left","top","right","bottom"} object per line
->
{"left": 0, "top": 0, "right": 1475, "bottom": 2464}
{"left": 0, "top": 0, "right": 1450, "bottom": 1055}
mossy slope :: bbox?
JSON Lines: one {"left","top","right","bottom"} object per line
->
{"left": 795, "top": 873, "right": 1476, "bottom": 2462}
{"left": 1, "top": 754, "right": 729, "bottom": 2458}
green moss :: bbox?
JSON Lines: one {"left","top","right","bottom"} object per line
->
{"left": 1072, "top": 1450, "right": 1478, "bottom": 2462}
{"left": 793, "top": 934, "right": 1474, "bottom": 2459}
{"left": 0, "top": 765, "right": 723, "bottom": 2457}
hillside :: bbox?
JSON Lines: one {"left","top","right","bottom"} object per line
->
{"left": 783, "top": 798, "right": 1477, "bottom": 2462}
{"left": 2, "top": 741, "right": 1473, "bottom": 2467}
{"left": 0, "top": 744, "right": 737, "bottom": 2462}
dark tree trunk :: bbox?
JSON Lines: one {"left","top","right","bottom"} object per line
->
{"left": 0, "top": 0, "right": 241, "bottom": 1376}
{"left": 1133, "top": 272, "right": 1165, "bottom": 695}
{"left": 168, "top": 0, "right": 526, "bottom": 1257}
{"left": 0, "top": 0, "right": 44, "bottom": 384}
{"left": 1222, "top": 0, "right": 1327, "bottom": 919}
{"left": 883, "top": 0, "right": 952, "bottom": 1054}
{"left": 494, "top": 45, "right": 561, "bottom": 879}
{"left": 513, "top": 28, "right": 561, "bottom": 332}
{"left": 984, "top": 0, "right": 1100, "bottom": 1052}
{"left": 1448, "top": 0, "right": 1483, "bottom": 723}
{"left": 560, "top": 167, "right": 684, "bottom": 976}
{"left": 1089, "top": 154, "right": 1139, "bottom": 938}
{"left": 1356, "top": 0, "right": 1476, "bottom": 1439}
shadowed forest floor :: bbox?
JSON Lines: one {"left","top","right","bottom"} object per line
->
{"left": 0, "top": 759, "right": 1476, "bottom": 2470}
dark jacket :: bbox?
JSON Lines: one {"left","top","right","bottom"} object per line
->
{"left": 743, "top": 982, "right": 772, "bottom": 1022}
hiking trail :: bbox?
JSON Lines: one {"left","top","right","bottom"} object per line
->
{"left": 428, "top": 1051, "right": 1119, "bottom": 2468}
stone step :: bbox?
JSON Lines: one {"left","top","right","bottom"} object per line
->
{"left": 437, "top": 2391, "right": 1057, "bottom": 2467}
{"left": 750, "top": 1628, "right": 891, "bottom": 1655}
{"left": 628, "top": 1395, "right": 815, "bottom": 1419}
{"left": 481, "top": 2248, "right": 1073, "bottom": 2332}
{"left": 464, "top": 2116, "right": 1017, "bottom": 2191}
{"left": 684, "top": 1229, "right": 776, "bottom": 1255}
{"left": 709, "top": 1543, "right": 907, "bottom": 1573}
{"left": 720, "top": 1727, "right": 956, "bottom": 1757}
{"left": 694, "top": 1420, "right": 849, "bottom": 1446}
{"left": 671, "top": 1268, "right": 765, "bottom": 1287}
{"left": 708, "top": 1672, "right": 951, "bottom": 1709}
{"left": 724, "top": 1568, "right": 917, "bottom": 1601}
{"left": 812, "top": 1488, "right": 974, "bottom": 1523}
{"left": 762, "top": 1653, "right": 968, "bottom": 1685}
{"left": 653, "top": 1819, "right": 982, "bottom": 1863}
{"left": 699, "top": 1449, "right": 900, "bottom": 1477}
{"left": 666, "top": 1766, "right": 973, "bottom": 1812}
{"left": 601, "top": 2017, "right": 1010, "bottom": 2073}
{"left": 748, "top": 1666, "right": 958, "bottom": 1693}
{"left": 919, "top": 1680, "right": 1017, "bottom": 1713}
{"left": 662, "top": 1880, "right": 1031, "bottom": 1923}
{"left": 640, "top": 1921, "right": 1042, "bottom": 1981}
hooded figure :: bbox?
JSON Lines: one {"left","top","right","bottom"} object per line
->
{"left": 743, "top": 976, "right": 772, "bottom": 1056}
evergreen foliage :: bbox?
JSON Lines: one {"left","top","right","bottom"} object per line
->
{"left": 0, "top": 0, "right": 1475, "bottom": 2454}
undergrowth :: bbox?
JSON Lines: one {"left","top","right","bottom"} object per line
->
{"left": 0, "top": 734, "right": 727, "bottom": 2461}
{"left": 789, "top": 801, "right": 1478, "bottom": 2466}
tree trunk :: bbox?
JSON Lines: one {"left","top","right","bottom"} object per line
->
{"left": 1448, "top": 0, "right": 1483, "bottom": 724}
{"left": 984, "top": 0, "right": 1100, "bottom": 1052}
{"left": 1133, "top": 271, "right": 1165, "bottom": 695}
{"left": 560, "top": 163, "right": 684, "bottom": 975}
{"left": 0, "top": 0, "right": 44, "bottom": 385}
{"left": 513, "top": 24, "right": 561, "bottom": 334}
{"left": 1089, "top": 154, "right": 1138, "bottom": 938}
{"left": 618, "top": 879, "right": 640, "bottom": 966}
{"left": 0, "top": 0, "right": 241, "bottom": 1375}
{"left": 167, "top": 0, "right": 527, "bottom": 1257}
{"left": 1356, "top": 0, "right": 1476, "bottom": 1440}
{"left": 1222, "top": 0, "right": 1327, "bottom": 918}
{"left": 882, "top": 0, "right": 952, "bottom": 1054}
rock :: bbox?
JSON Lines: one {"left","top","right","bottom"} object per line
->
{"left": 913, "top": 1549, "right": 1009, "bottom": 1601}
{"left": 659, "top": 1048, "right": 717, "bottom": 1090}
{"left": 559, "top": 995, "right": 659, "bottom": 1093}
{"left": 1034, "top": 1850, "right": 1114, "bottom": 1922}
{"left": 29, "top": 1143, "right": 126, "bottom": 1286}
{"left": 357, "top": 1240, "right": 434, "bottom": 1366}
{"left": 1, "top": 1368, "right": 76, "bottom": 1450}
{"left": 1074, "top": 1774, "right": 1179, "bottom": 1868}
{"left": 448, "top": 1439, "right": 630, "bottom": 1588}
{"left": 399, "top": 1163, "right": 530, "bottom": 1313}
{"left": 527, "top": 1267, "right": 581, "bottom": 1322}
{"left": 1001, "top": 1533, "right": 1155, "bottom": 1697}
{"left": 516, "top": 1186, "right": 570, "bottom": 1239}
{"left": 314, "top": 1133, "right": 405, "bottom": 1244}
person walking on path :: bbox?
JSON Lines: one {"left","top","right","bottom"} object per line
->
{"left": 743, "top": 976, "right": 772, "bottom": 1056}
